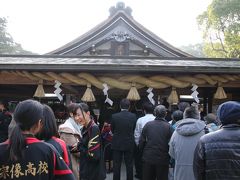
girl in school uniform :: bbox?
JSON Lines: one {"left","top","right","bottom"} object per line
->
{"left": 0, "top": 99, "right": 75, "bottom": 180}
{"left": 37, "top": 104, "right": 72, "bottom": 168}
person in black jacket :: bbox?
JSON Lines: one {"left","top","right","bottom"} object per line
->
{"left": 0, "top": 99, "right": 75, "bottom": 180}
{"left": 37, "top": 104, "right": 72, "bottom": 169}
{"left": 111, "top": 99, "right": 137, "bottom": 180}
{"left": 139, "top": 105, "right": 174, "bottom": 180}
{"left": 72, "top": 103, "right": 106, "bottom": 180}
{"left": 194, "top": 101, "right": 240, "bottom": 180}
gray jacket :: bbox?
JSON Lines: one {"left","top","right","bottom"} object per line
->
{"left": 169, "top": 118, "right": 206, "bottom": 180}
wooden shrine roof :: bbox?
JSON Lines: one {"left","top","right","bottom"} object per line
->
{"left": 47, "top": 2, "right": 191, "bottom": 58}
{"left": 0, "top": 55, "right": 239, "bottom": 74}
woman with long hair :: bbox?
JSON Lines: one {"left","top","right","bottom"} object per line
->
{"left": 0, "top": 99, "right": 75, "bottom": 180}
{"left": 37, "top": 104, "right": 72, "bottom": 168}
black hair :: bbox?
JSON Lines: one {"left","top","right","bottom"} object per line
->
{"left": 154, "top": 105, "right": 167, "bottom": 118}
{"left": 204, "top": 113, "right": 217, "bottom": 124}
{"left": 78, "top": 103, "right": 89, "bottom": 120}
{"left": 79, "top": 103, "right": 89, "bottom": 113}
{"left": 37, "top": 104, "right": 59, "bottom": 141}
{"left": 142, "top": 102, "right": 154, "bottom": 114}
{"left": 162, "top": 97, "right": 169, "bottom": 109}
{"left": 120, "top": 98, "right": 130, "bottom": 110}
{"left": 67, "top": 103, "right": 80, "bottom": 116}
{"left": 172, "top": 110, "right": 183, "bottom": 122}
{"left": 9, "top": 99, "right": 43, "bottom": 161}
{"left": 178, "top": 102, "right": 190, "bottom": 112}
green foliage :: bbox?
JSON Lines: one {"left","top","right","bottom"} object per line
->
{"left": 179, "top": 44, "right": 206, "bottom": 57}
{"left": 197, "top": 0, "right": 240, "bottom": 58}
{"left": 203, "top": 43, "right": 227, "bottom": 58}
{"left": 0, "top": 17, "right": 34, "bottom": 54}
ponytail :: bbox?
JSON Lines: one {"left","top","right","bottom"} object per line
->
{"left": 8, "top": 99, "right": 44, "bottom": 161}
{"left": 8, "top": 125, "right": 26, "bottom": 161}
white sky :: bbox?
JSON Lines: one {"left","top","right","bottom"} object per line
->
{"left": 0, "top": 0, "right": 212, "bottom": 54}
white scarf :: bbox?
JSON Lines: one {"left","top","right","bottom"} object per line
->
{"left": 67, "top": 117, "right": 82, "bottom": 135}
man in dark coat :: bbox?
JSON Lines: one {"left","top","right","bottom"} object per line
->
{"left": 194, "top": 101, "right": 240, "bottom": 180}
{"left": 139, "top": 105, "right": 173, "bottom": 180}
{"left": 111, "top": 99, "right": 137, "bottom": 180}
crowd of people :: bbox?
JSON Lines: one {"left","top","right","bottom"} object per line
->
{"left": 0, "top": 98, "right": 239, "bottom": 180}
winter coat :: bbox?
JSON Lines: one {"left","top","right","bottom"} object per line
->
{"left": 139, "top": 118, "right": 173, "bottom": 165}
{"left": 169, "top": 118, "right": 206, "bottom": 180}
{"left": 78, "top": 120, "right": 106, "bottom": 180}
{"left": 194, "top": 124, "right": 240, "bottom": 180}
{"left": 111, "top": 110, "right": 137, "bottom": 151}
{"left": 59, "top": 119, "right": 81, "bottom": 180}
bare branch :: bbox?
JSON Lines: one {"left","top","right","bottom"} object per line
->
{"left": 209, "top": 35, "right": 228, "bottom": 53}
{"left": 217, "top": 31, "right": 228, "bottom": 53}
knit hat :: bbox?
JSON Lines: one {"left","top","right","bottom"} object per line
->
{"left": 217, "top": 101, "right": 240, "bottom": 125}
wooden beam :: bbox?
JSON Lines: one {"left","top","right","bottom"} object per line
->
{"left": 61, "top": 85, "right": 79, "bottom": 94}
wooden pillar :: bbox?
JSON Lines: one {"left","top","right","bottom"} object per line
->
{"left": 202, "top": 87, "right": 213, "bottom": 114}
{"left": 203, "top": 96, "right": 208, "bottom": 115}
{"left": 208, "top": 94, "right": 213, "bottom": 113}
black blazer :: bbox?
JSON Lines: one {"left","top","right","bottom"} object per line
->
{"left": 111, "top": 110, "right": 137, "bottom": 151}
{"left": 139, "top": 118, "right": 174, "bottom": 165}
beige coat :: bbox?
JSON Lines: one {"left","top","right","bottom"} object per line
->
{"left": 59, "top": 119, "right": 81, "bottom": 180}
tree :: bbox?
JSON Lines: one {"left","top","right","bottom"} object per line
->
{"left": 179, "top": 43, "right": 206, "bottom": 57}
{"left": 0, "top": 17, "right": 34, "bottom": 54}
{"left": 197, "top": 0, "right": 240, "bottom": 58}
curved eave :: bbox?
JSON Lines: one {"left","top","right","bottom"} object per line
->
{"left": 1, "top": 64, "right": 239, "bottom": 74}
{"left": 47, "top": 11, "right": 192, "bottom": 57}
{"left": 128, "top": 16, "right": 192, "bottom": 57}
{"left": 0, "top": 55, "right": 239, "bottom": 74}
{"left": 46, "top": 12, "right": 120, "bottom": 55}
